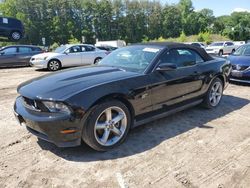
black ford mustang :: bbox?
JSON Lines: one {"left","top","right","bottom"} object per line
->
{"left": 14, "top": 43, "right": 231, "bottom": 151}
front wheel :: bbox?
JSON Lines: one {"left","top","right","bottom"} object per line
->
{"left": 82, "top": 100, "right": 131, "bottom": 151}
{"left": 218, "top": 50, "right": 223, "bottom": 56}
{"left": 202, "top": 78, "right": 223, "bottom": 109}
{"left": 47, "top": 60, "right": 61, "bottom": 71}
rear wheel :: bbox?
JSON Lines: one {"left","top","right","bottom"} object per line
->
{"left": 47, "top": 60, "right": 61, "bottom": 71}
{"left": 82, "top": 100, "right": 131, "bottom": 151}
{"left": 94, "top": 57, "right": 102, "bottom": 64}
{"left": 202, "top": 78, "right": 223, "bottom": 109}
{"left": 10, "top": 31, "right": 22, "bottom": 41}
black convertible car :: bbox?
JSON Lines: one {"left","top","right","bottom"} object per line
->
{"left": 14, "top": 43, "right": 231, "bottom": 151}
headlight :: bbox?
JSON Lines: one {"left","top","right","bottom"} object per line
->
{"left": 42, "top": 101, "right": 71, "bottom": 114}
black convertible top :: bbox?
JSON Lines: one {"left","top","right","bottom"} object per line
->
{"left": 138, "top": 42, "right": 214, "bottom": 61}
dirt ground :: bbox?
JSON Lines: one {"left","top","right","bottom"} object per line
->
{"left": 0, "top": 67, "right": 250, "bottom": 188}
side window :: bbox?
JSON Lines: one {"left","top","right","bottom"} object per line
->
{"left": 18, "top": 47, "right": 32, "bottom": 53}
{"left": 32, "top": 47, "right": 42, "bottom": 52}
{"left": 225, "top": 42, "right": 234, "bottom": 46}
{"left": 68, "top": 46, "right": 81, "bottom": 53}
{"left": 243, "top": 46, "right": 250, "bottom": 55}
{"left": 81, "top": 46, "right": 87, "bottom": 52}
{"left": 85, "top": 46, "right": 95, "bottom": 51}
{"left": 2, "top": 47, "right": 17, "bottom": 55}
{"left": 159, "top": 48, "right": 204, "bottom": 68}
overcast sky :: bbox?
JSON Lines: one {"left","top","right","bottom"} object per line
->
{"left": 162, "top": 0, "right": 250, "bottom": 17}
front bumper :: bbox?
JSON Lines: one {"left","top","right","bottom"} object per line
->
{"left": 230, "top": 70, "right": 250, "bottom": 84}
{"left": 14, "top": 96, "right": 82, "bottom": 147}
{"left": 30, "top": 59, "right": 48, "bottom": 69}
{"left": 206, "top": 50, "right": 219, "bottom": 55}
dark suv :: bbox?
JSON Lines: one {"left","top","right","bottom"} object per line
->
{"left": 0, "top": 45, "right": 43, "bottom": 67}
{"left": 0, "top": 17, "right": 24, "bottom": 41}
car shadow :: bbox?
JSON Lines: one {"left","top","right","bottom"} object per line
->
{"left": 37, "top": 95, "right": 250, "bottom": 161}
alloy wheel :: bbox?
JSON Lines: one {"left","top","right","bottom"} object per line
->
{"left": 12, "top": 32, "right": 21, "bottom": 40}
{"left": 94, "top": 106, "right": 127, "bottom": 146}
{"left": 209, "top": 81, "right": 223, "bottom": 107}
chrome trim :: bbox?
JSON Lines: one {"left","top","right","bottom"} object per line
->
{"left": 230, "top": 78, "right": 250, "bottom": 84}
{"left": 22, "top": 97, "right": 41, "bottom": 112}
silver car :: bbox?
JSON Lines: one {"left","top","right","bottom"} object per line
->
{"left": 30, "top": 44, "right": 108, "bottom": 71}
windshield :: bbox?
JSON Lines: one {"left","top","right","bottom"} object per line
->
{"left": 210, "top": 42, "right": 224, "bottom": 47}
{"left": 54, "top": 46, "right": 67, "bottom": 53}
{"left": 99, "top": 46, "right": 162, "bottom": 73}
{"left": 233, "top": 45, "right": 250, "bottom": 56}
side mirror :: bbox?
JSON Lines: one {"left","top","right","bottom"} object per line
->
{"left": 64, "top": 51, "right": 69, "bottom": 55}
{"left": 156, "top": 63, "right": 177, "bottom": 71}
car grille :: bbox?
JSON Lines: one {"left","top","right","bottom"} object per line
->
{"left": 22, "top": 97, "right": 48, "bottom": 112}
{"left": 232, "top": 65, "right": 249, "bottom": 71}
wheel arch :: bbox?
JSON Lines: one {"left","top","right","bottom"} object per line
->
{"left": 90, "top": 93, "right": 135, "bottom": 124}
{"left": 47, "top": 58, "right": 62, "bottom": 66}
{"left": 216, "top": 74, "right": 225, "bottom": 87}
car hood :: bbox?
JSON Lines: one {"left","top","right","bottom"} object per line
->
{"left": 228, "top": 55, "right": 250, "bottom": 66}
{"left": 17, "top": 66, "right": 140, "bottom": 100}
{"left": 32, "top": 52, "right": 61, "bottom": 58}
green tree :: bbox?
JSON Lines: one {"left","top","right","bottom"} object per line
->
{"left": 162, "top": 5, "right": 182, "bottom": 38}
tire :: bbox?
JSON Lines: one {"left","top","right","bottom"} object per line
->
{"left": 82, "top": 100, "right": 131, "bottom": 151}
{"left": 47, "top": 59, "right": 61, "bottom": 71}
{"left": 202, "top": 78, "right": 223, "bottom": 109}
{"left": 218, "top": 50, "right": 223, "bottom": 56}
{"left": 94, "top": 57, "right": 102, "bottom": 64}
{"left": 10, "top": 31, "right": 22, "bottom": 41}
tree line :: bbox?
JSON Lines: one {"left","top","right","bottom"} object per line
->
{"left": 0, "top": 0, "right": 250, "bottom": 46}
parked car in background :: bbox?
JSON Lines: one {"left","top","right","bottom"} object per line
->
{"left": 0, "top": 45, "right": 43, "bottom": 67}
{"left": 95, "top": 40, "right": 126, "bottom": 48}
{"left": 228, "top": 44, "right": 250, "bottom": 83}
{"left": 14, "top": 42, "right": 231, "bottom": 151}
{"left": 206, "top": 41, "right": 236, "bottom": 56}
{"left": 30, "top": 44, "right": 108, "bottom": 71}
{"left": 97, "top": 46, "right": 118, "bottom": 52}
{"left": 185, "top": 42, "right": 206, "bottom": 49}
{"left": 0, "top": 17, "right": 24, "bottom": 41}
{"left": 234, "top": 41, "right": 245, "bottom": 47}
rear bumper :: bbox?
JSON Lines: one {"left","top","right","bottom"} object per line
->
{"left": 14, "top": 96, "right": 82, "bottom": 147}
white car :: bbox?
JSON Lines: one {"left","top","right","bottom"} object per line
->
{"left": 205, "top": 41, "right": 236, "bottom": 56}
{"left": 30, "top": 44, "right": 108, "bottom": 71}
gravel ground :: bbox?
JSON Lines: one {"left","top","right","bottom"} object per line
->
{"left": 0, "top": 67, "right": 250, "bottom": 188}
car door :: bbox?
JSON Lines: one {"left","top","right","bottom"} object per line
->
{"left": 0, "top": 47, "right": 18, "bottom": 67}
{"left": 63, "top": 45, "right": 82, "bottom": 67}
{"left": 16, "top": 46, "right": 33, "bottom": 66}
{"left": 80, "top": 45, "right": 97, "bottom": 65}
{"left": 224, "top": 42, "right": 234, "bottom": 54}
{"left": 150, "top": 48, "right": 204, "bottom": 111}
